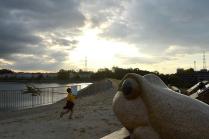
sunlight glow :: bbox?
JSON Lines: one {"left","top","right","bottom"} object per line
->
{"left": 69, "top": 28, "right": 144, "bottom": 70}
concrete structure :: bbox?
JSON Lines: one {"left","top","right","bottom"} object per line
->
{"left": 176, "top": 69, "right": 209, "bottom": 83}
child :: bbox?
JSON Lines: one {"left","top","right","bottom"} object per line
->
{"left": 60, "top": 87, "right": 76, "bottom": 119}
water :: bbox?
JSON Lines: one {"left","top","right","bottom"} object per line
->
{"left": 0, "top": 82, "right": 90, "bottom": 91}
{"left": 0, "top": 82, "right": 91, "bottom": 111}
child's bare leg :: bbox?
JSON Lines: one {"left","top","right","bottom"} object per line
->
{"left": 60, "top": 109, "right": 70, "bottom": 118}
{"left": 69, "top": 109, "right": 73, "bottom": 119}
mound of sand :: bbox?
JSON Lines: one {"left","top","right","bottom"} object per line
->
{"left": 77, "top": 79, "right": 118, "bottom": 98}
{"left": 0, "top": 79, "right": 122, "bottom": 139}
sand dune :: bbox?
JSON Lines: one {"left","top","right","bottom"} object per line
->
{"left": 0, "top": 79, "right": 121, "bottom": 139}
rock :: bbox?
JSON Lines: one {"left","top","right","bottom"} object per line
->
{"left": 112, "top": 73, "right": 209, "bottom": 139}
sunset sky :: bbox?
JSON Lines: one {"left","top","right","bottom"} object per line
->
{"left": 0, "top": 0, "right": 208, "bottom": 73}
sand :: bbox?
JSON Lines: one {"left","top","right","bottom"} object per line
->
{"left": 0, "top": 80, "right": 122, "bottom": 139}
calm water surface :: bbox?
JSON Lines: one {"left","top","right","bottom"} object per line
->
{"left": 0, "top": 82, "right": 90, "bottom": 90}
{"left": 0, "top": 82, "right": 91, "bottom": 111}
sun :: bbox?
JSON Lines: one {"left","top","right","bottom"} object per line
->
{"left": 69, "top": 28, "right": 142, "bottom": 70}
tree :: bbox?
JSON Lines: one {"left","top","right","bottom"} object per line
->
{"left": 57, "top": 69, "right": 69, "bottom": 80}
{"left": 0, "top": 69, "right": 14, "bottom": 74}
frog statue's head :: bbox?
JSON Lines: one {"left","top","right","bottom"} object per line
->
{"left": 112, "top": 73, "right": 209, "bottom": 139}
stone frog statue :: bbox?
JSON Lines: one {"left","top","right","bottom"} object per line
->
{"left": 113, "top": 73, "right": 209, "bottom": 139}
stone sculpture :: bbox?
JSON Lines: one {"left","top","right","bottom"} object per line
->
{"left": 112, "top": 73, "right": 209, "bottom": 139}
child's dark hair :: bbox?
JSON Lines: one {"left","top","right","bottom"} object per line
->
{"left": 67, "top": 88, "right": 72, "bottom": 93}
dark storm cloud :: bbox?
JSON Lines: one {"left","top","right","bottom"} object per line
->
{"left": 0, "top": 19, "right": 41, "bottom": 57}
{"left": 101, "top": 0, "right": 209, "bottom": 54}
{"left": 48, "top": 34, "right": 78, "bottom": 49}
{"left": 7, "top": 54, "right": 62, "bottom": 71}
{"left": 53, "top": 39, "right": 78, "bottom": 46}
{"left": 0, "top": 0, "right": 84, "bottom": 29}
{"left": 81, "top": 0, "right": 127, "bottom": 27}
{"left": 5, "top": 49, "right": 69, "bottom": 71}
{"left": 0, "top": 0, "right": 85, "bottom": 71}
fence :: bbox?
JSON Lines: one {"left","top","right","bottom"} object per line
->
{"left": 0, "top": 85, "right": 83, "bottom": 111}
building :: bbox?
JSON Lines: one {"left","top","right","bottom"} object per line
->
{"left": 0, "top": 72, "right": 57, "bottom": 79}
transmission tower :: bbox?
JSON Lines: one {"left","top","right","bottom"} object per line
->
{"left": 85, "top": 56, "right": 87, "bottom": 71}
{"left": 203, "top": 51, "right": 206, "bottom": 70}
{"left": 194, "top": 60, "right": 196, "bottom": 71}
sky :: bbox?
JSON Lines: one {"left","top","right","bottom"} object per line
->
{"left": 0, "top": 0, "right": 209, "bottom": 74}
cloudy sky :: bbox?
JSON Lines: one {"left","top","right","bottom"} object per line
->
{"left": 0, "top": 0, "right": 208, "bottom": 73}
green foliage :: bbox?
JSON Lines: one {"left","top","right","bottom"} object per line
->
{"left": 57, "top": 69, "right": 78, "bottom": 80}
{"left": 91, "top": 67, "right": 152, "bottom": 80}
{"left": 57, "top": 69, "right": 69, "bottom": 80}
{"left": 1, "top": 67, "right": 208, "bottom": 89}
{"left": 0, "top": 69, "right": 14, "bottom": 74}
{"left": 177, "top": 68, "right": 194, "bottom": 74}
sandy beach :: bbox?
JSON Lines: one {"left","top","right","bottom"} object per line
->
{"left": 0, "top": 80, "right": 122, "bottom": 139}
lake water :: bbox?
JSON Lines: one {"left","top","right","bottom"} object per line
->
{"left": 0, "top": 82, "right": 91, "bottom": 111}
{"left": 0, "top": 82, "right": 90, "bottom": 91}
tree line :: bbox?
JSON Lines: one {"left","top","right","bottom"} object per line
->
{"left": 0, "top": 67, "right": 208, "bottom": 88}
{"left": 57, "top": 67, "right": 209, "bottom": 88}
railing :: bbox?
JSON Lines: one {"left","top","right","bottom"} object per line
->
{"left": 0, "top": 84, "right": 84, "bottom": 111}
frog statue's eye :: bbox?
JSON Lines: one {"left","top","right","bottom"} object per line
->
{"left": 121, "top": 78, "right": 140, "bottom": 99}
{"left": 122, "top": 79, "right": 133, "bottom": 96}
